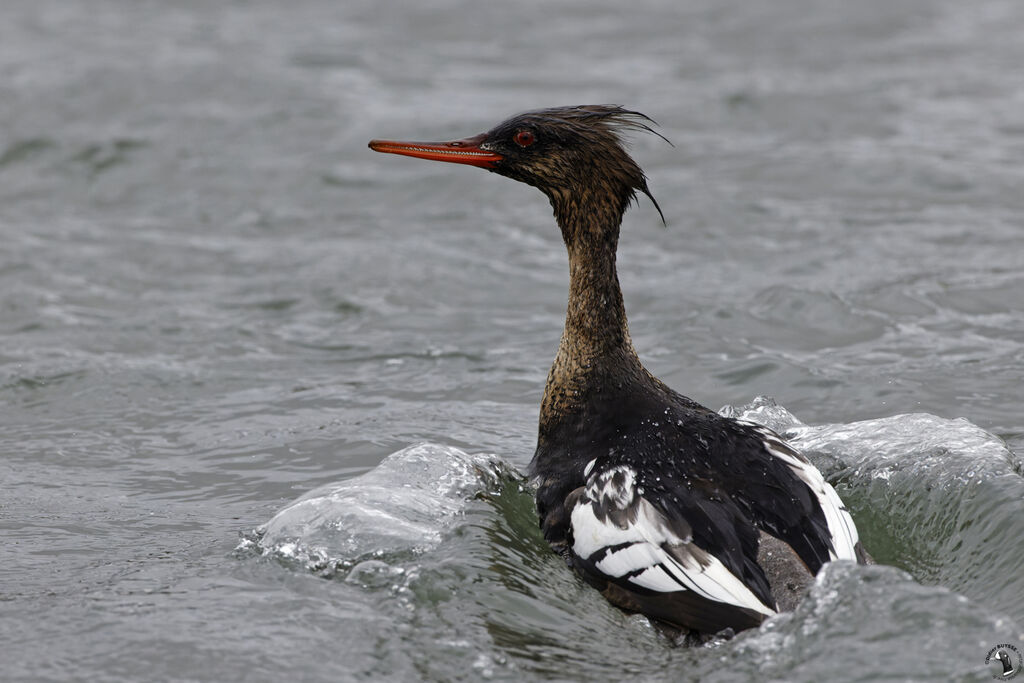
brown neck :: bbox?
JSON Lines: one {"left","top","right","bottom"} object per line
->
{"left": 540, "top": 191, "right": 644, "bottom": 423}
{"left": 564, "top": 235, "right": 630, "bottom": 354}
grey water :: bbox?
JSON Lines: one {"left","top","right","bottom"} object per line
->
{"left": 2, "top": 0, "right": 1023, "bottom": 681}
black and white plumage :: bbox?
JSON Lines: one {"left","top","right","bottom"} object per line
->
{"left": 568, "top": 462, "right": 776, "bottom": 631}
{"left": 559, "top": 415, "right": 860, "bottom": 633}
{"left": 533, "top": 380, "right": 865, "bottom": 634}
{"left": 369, "top": 105, "right": 868, "bottom": 636}
{"left": 735, "top": 419, "right": 860, "bottom": 565}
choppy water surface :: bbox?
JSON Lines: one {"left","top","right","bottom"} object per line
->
{"left": 2, "top": 0, "right": 1023, "bottom": 681}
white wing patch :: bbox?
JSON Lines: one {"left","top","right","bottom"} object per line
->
{"left": 569, "top": 466, "right": 776, "bottom": 617}
{"left": 736, "top": 420, "right": 860, "bottom": 561}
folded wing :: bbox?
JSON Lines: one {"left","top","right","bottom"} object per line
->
{"left": 567, "top": 463, "right": 776, "bottom": 633}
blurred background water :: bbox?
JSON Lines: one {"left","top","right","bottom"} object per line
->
{"left": 2, "top": 0, "right": 1023, "bottom": 681}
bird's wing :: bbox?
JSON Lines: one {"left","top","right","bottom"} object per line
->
{"left": 567, "top": 462, "right": 776, "bottom": 632}
{"left": 733, "top": 419, "right": 860, "bottom": 564}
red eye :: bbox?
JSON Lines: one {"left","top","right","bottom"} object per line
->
{"left": 514, "top": 130, "right": 536, "bottom": 147}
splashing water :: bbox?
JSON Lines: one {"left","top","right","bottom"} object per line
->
{"left": 239, "top": 399, "right": 1022, "bottom": 681}
{"left": 723, "top": 396, "right": 1024, "bottom": 623}
{"left": 244, "top": 443, "right": 520, "bottom": 578}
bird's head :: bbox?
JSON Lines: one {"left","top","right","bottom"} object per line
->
{"left": 369, "top": 105, "right": 666, "bottom": 226}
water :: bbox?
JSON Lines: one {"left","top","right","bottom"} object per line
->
{"left": 2, "top": 0, "right": 1023, "bottom": 680}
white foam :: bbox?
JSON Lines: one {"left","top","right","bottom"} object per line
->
{"left": 721, "top": 395, "right": 1016, "bottom": 485}
{"left": 247, "top": 442, "right": 514, "bottom": 573}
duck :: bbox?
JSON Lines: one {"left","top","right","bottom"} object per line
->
{"left": 368, "top": 105, "right": 868, "bottom": 637}
{"left": 996, "top": 650, "right": 1018, "bottom": 678}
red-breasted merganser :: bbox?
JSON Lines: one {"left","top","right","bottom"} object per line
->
{"left": 369, "top": 105, "right": 868, "bottom": 637}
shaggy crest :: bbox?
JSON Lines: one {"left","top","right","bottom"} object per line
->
{"left": 483, "top": 105, "right": 669, "bottom": 224}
